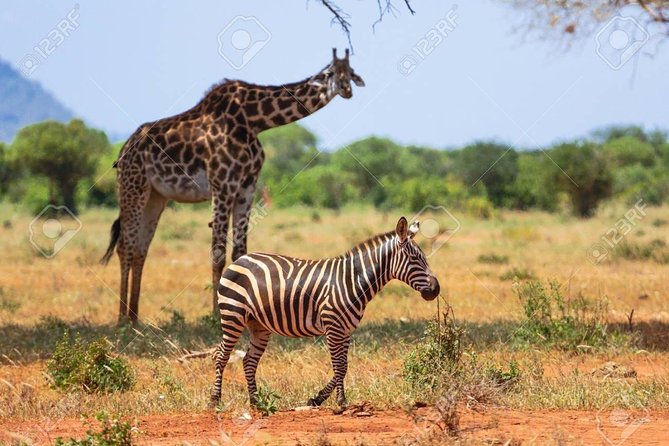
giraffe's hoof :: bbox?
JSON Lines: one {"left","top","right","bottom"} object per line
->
{"left": 307, "top": 397, "right": 322, "bottom": 407}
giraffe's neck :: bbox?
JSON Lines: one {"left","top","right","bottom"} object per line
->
{"left": 244, "top": 75, "right": 334, "bottom": 133}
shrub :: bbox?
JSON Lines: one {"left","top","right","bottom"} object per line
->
{"left": 46, "top": 332, "right": 135, "bottom": 393}
{"left": 55, "top": 411, "right": 134, "bottom": 446}
{"left": 403, "top": 313, "right": 464, "bottom": 389}
{"left": 477, "top": 253, "right": 509, "bottom": 264}
{"left": 613, "top": 239, "right": 669, "bottom": 264}
{"left": 511, "top": 281, "right": 610, "bottom": 350}
{"left": 485, "top": 359, "right": 521, "bottom": 387}
{"left": 254, "top": 386, "right": 280, "bottom": 416}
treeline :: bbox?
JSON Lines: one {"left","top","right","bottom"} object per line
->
{"left": 259, "top": 124, "right": 669, "bottom": 217}
{"left": 0, "top": 120, "right": 667, "bottom": 217}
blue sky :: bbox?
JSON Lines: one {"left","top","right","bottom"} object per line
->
{"left": 1, "top": 0, "right": 667, "bottom": 149}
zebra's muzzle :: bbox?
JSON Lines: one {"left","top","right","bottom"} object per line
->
{"left": 420, "top": 276, "right": 440, "bottom": 301}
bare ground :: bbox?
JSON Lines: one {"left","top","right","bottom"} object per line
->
{"left": 2, "top": 406, "right": 668, "bottom": 445}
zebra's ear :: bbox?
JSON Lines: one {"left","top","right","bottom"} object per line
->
{"left": 408, "top": 221, "right": 419, "bottom": 239}
{"left": 396, "top": 217, "right": 408, "bottom": 243}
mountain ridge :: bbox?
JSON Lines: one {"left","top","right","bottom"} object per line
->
{"left": 0, "top": 58, "right": 73, "bottom": 142}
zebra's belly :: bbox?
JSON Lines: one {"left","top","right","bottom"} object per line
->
{"left": 251, "top": 311, "right": 325, "bottom": 338}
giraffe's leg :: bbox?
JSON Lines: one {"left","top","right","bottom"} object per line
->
{"left": 116, "top": 235, "right": 131, "bottom": 324}
{"left": 210, "top": 189, "right": 238, "bottom": 316}
{"left": 128, "top": 189, "right": 167, "bottom": 323}
{"left": 308, "top": 332, "right": 351, "bottom": 408}
{"left": 243, "top": 319, "right": 271, "bottom": 406}
{"left": 231, "top": 173, "right": 259, "bottom": 262}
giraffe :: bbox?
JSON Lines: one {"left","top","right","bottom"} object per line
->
{"left": 100, "top": 49, "right": 365, "bottom": 324}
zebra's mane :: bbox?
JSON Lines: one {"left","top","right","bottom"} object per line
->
{"left": 337, "top": 231, "right": 396, "bottom": 259}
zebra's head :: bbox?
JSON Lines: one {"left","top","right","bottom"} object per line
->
{"left": 392, "top": 217, "right": 440, "bottom": 301}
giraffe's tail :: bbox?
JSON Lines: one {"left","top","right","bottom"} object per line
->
{"left": 100, "top": 217, "right": 121, "bottom": 265}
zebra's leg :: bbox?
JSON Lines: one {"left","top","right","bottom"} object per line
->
{"left": 307, "top": 333, "right": 351, "bottom": 408}
{"left": 210, "top": 325, "right": 244, "bottom": 407}
{"left": 243, "top": 319, "right": 271, "bottom": 406}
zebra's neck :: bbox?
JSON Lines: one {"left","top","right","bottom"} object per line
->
{"left": 329, "top": 233, "right": 396, "bottom": 315}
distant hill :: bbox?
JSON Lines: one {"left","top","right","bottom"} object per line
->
{"left": 0, "top": 58, "right": 73, "bottom": 142}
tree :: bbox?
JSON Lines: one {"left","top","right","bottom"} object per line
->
{"left": 509, "top": 152, "right": 558, "bottom": 211}
{"left": 319, "top": 0, "right": 415, "bottom": 44}
{"left": 331, "top": 137, "right": 404, "bottom": 206}
{"left": 10, "top": 119, "right": 111, "bottom": 213}
{"left": 549, "top": 142, "right": 613, "bottom": 217}
{"left": 506, "top": 1, "right": 669, "bottom": 41}
{"left": 602, "top": 136, "right": 657, "bottom": 168}
{"left": 0, "top": 142, "right": 12, "bottom": 197}
{"left": 259, "top": 123, "right": 319, "bottom": 183}
{"left": 452, "top": 142, "right": 519, "bottom": 207}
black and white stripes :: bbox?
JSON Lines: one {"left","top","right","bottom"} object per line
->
{"left": 210, "top": 216, "right": 440, "bottom": 408}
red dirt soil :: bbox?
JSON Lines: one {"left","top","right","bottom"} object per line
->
{"left": 2, "top": 406, "right": 668, "bottom": 445}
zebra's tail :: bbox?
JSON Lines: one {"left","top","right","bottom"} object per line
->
{"left": 100, "top": 217, "right": 121, "bottom": 265}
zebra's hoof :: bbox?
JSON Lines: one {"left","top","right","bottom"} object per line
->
{"left": 307, "top": 397, "right": 322, "bottom": 407}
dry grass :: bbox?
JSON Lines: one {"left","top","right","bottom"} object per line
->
{"left": 2, "top": 202, "right": 669, "bottom": 423}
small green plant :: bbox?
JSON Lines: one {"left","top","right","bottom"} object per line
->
{"left": 403, "top": 312, "right": 464, "bottom": 389}
{"left": 500, "top": 267, "right": 535, "bottom": 281}
{"left": 55, "top": 411, "right": 134, "bottom": 446}
{"left": 477, "top": 253, "right": 509, "bottom": 265}
{"left": 46, "top": 332, "right": 135, "bottom": 393}
{"left": 652, "top": 218, "right": 667, "bottom": 227}
{"left": 511, "top": 280, "right": 611, "bottom": 350}
{"left": 485, "top": 359, "right": 521, "bottom": 387}
{"left": 254, "top": 385, "right": 280, "bottom": 416}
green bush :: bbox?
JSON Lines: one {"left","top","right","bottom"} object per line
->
{"left": 55, "top": 412, "right": 134, "bottom": 446}
{"left": 511, "top": 281, "right": 611, "bottom": 350}
{"left": 403, "top": 314, "right": 464, "bottom": 389}
{"left": 485, "top": 359, "right": 521, "bottom": 387}
{"left": 254, "top": 386, "right": 280, "bottom": 416}
{"left": 46, "top": 332, "right": 135, "bottom": 393}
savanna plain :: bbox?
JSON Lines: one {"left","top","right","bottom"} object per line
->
{"left": 2, "top": 203, "right": 669, "bottom": 445}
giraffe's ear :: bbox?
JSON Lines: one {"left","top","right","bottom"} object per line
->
{"left": 408, "top": 221, "right": 420, "bottom": 239}
{"left": 351, "top": 71, "right": 365, "bottom": 87}
{"left": 396, "top": 217, "right": 408, "bottom": 243}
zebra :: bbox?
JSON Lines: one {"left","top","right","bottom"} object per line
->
{"left": 210, "top": 216, "right": 441, "bottom": 408}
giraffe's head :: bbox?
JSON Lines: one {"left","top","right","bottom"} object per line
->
{"left": 322, "top": 48, "right": 365, "bottom": 99}
{"left": 391, "top": 217, "right": 441, "bottom": 301}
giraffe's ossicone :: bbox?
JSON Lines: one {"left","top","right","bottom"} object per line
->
{"left": 100, "top": 48, "right": 365, "bottom": 324}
